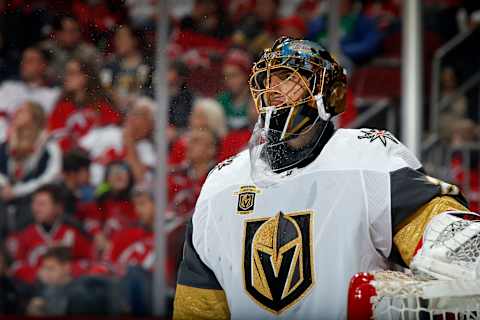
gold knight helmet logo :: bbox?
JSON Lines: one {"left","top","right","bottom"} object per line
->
{"left": 243, "top": 211, "right": 314, "bottom": 314}
{"left": 234, "top": 186, "right": 261, "bottom": 215}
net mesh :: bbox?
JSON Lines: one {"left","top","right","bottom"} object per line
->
{"left": 370, "top": 271, "right": 480, "bottom": 320}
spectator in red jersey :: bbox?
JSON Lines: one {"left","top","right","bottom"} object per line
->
{"left": 41, "top": 14, "right": 101, "bottom": 84}
{"left": 168, "top": 128, "right": 219, "bottom": 218}
{"left": 169, "top": 97, "right": 226, "bottom": 165}
{"left": 6, "top": 184, "right": 93, "bottom": 284}
{"left": 26, "top": 247, "right": 73, "bottom": 316}
{"left": 79, "top": 96, "right": 156, "bottom": 186}
{"left": 48, "top": 57, "right": 121, "bottom": 152}
{"left": 105, "top": 187, "right": 154, "bottom": 275}
{"left": 0, "top": 101, "right": 61, "bottom": 211}
{"left": 100, "top": 25, "right": 152, "bottom": 113}
{"left": 92, "top": 161, "right": 136, "bottom": 255}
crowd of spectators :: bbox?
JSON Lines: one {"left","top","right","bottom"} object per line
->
{"left": 0, "top": 0, "right": 476, "bottom": 316}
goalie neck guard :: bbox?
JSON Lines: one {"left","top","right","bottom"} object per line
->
{"left": 248, "top": 37, "right": 347, "bottom": 186}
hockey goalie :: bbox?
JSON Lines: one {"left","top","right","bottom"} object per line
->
{"left": 172, "top": 37, "right": 478, "bottom": 319}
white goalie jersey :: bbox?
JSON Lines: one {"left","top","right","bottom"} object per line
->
{"left": 173, "top": 128, "right": 469, "bottom": 320}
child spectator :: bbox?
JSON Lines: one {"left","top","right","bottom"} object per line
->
{"left": 41, "top": 14, "right": 101, "bottom": 84}
{"left": 100, "top": 25, "right": 152, "bottom": 113}
{"left": 26, "top": 246, "right": 73, "bottom": 316}
{"left": 0, "top": 101, "right": 61, "bottom": 204}
{"left": 59, "top": 149, "right": 94, "bottom": 217}
{"left": 48, "top": 57, "right": 121, "bottom": 152}
{"left": 6, "top": 184, "right": 92, "bottom": 284}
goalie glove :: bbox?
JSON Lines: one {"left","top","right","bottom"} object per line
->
{"left": 410, "top": 211, "right": 480, "bottom": 280}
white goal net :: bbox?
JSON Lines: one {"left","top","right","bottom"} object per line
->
{"left": 348, "top": 271, "right": 480, "bottom": 320}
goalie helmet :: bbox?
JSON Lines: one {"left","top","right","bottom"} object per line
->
{"left": 248, "top": 37, "right": 347, "bottom": 186}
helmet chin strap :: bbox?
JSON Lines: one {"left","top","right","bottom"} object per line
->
{"left": 314, "top": 94, "right": 331, "bottom": 121}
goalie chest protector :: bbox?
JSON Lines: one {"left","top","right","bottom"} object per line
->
{"left": 191, "top": 128, "right": 422, "bottom": 319}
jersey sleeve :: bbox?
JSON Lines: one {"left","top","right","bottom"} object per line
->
{"left": 173, "top": 215, "right": 230, "bottom": 320}
{"left": 389, "top": 167, "right": 469, "bottom": 266}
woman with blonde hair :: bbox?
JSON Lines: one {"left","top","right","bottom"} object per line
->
{"left": 0, "top": 101, "right": 61, "bottom": 232}
{"left": 169, "top": 97, "right": 227, "bottom": 165}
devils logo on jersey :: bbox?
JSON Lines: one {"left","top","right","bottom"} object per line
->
{"left": 243, "top": 211, "right": 314, "bottom": 314}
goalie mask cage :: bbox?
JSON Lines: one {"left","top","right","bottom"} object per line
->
{"left": 348, "top": 271, "right": 480, "bottom": 320}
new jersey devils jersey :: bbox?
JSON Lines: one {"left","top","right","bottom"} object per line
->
{"left": 105, "top": 226, "right": 154, "bottom": 274}
{"left": 6, "top": 222, "right": 93, "bottom": 283}
{"left": 174, "top": 129, "right": 468, "bottom": 319}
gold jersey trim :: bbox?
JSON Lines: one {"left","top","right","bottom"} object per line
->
{"left": 173, "top": 284, "right": 230, "bottom": 320}
{"left": 393, "top": 196, "right": 468, "bottom": 266}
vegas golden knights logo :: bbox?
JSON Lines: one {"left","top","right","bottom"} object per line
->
{"left": 243, "top": 211, "right": 313, "bottom": 314}
{"left": 234, "top": 186, "right": 261, "bottom": 215}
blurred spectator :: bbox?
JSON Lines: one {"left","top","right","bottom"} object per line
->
{"left": 217, "top": 49, "right": 253, "bottom": 130}
{"left": 100, "top": 25, "right": 152, "bottom": 113}
{"left": 122, "top": 98, "right": 155, "bottom": 183}
{"left": 72, "top": 0, "right": 127, "bottom": 49}
{"left": 0, "top": 102, "right": 61, "bottom": 203}
{"left": 168, "top": 60, "right": 194, "bottom": 132}
{"left": 179, "top": 0, "right": 231, "bottom": 40}
{"left": 168, "top": 128, "right": 219, "bottom": 218}
{"left": 105, "top": 187, "right": 154, "bottom": 274}
{"left": 124, "top": 0, "right": 157, "bottom": 29}
{"left": 438, "top": 66, "right": 469, "bottom": 142}
{"left": 48, "top": 57, "right": 121, "bottom": 152}
{"left": 276, "top": 15, "right": 307, "bottom": 38}
{"left": 6, "top": 184, "right": 92, "bottom": 284}
{"left": 307, "top": 0, "right": 382, "bottom": 64}
{"left": 363, "top": 0, "right": 400, "bottom": 33}
{"left": 0, "top": 1, "right": 49, "bottom": 80}
{"left": 231, "top": 0, "right": 278, "bottom": 57}
{"left": 0, "top": 47, "right": 60, "bottom": 141}
{"left": 169, "top": 97, "right": 226, "bottom": 165}
{"left": 172, "top": 0, "right": 231, "bottom": 57}
{"left": 26, "top": 246, "right": 73, "bottom": 316}
{"left": 60, "top": 149, "right": 94, "bottom": 217}
{"left": 93, "top": 161, "right": 136, "bottom": 245}
{"left": 0, "top": 246, "right": 18, "bottom": 314}
{"left": 79, "top": 97, "right": 156, "bottom": 185}
{"left": 41, "top": 14, "right": 101, "bottom": 84}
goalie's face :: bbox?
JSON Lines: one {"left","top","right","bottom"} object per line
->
{"left": 266, "top": 70, "right": 309, "bottom": 109}
{"left": 254, "top": 68, "right": 321, "bottom": 148}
